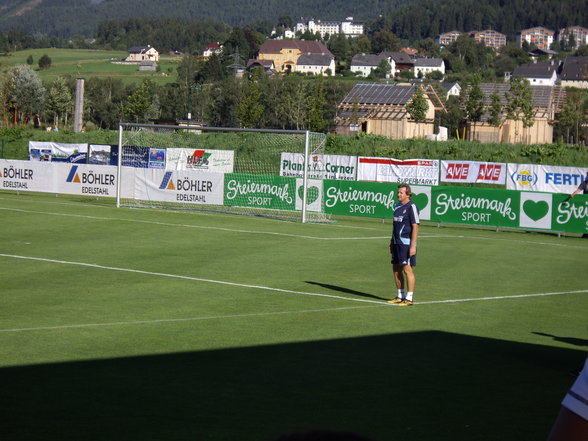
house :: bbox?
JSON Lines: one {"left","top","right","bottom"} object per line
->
{"left": 440, "top": 82, "right": 462, "bottom": 98}
{"left": 380, "top": 51, "right": 414, "bottom": 76}
{"left": 558, "top": 26, "right": 588, "bottom": 49}
{"left": 257, "top": 40, "right": 333, "bottom": 73}
{"left": 470, "top": 30, "right": 507, "bottom": 49}
{"left": 126, "top": 45, "right": 159, "bottom": 62}
{"left": 294, "top": 53, "right": 335, "bottom": 76}
{"left": 271, "top": 27, "right": 295, "bottom": 39}
{"left": 462, "top": 83, "right": 565, "bottom": 144}
{"left": 246, "top": 59, "right": 276, "bottom": 74}
{"left": 559, "top": 57, "right": 588, "bottom": 89}
{"left": 202, "top": 43, "right": 223, "bottom": 59}
{"left": 512, "top": 61, "right": 558, "bottom": 86}
{"left": 517, "top": 27, "right": 555, "bottom": 50}
{"left": 414, "top": 58, "right": 445, "bottom": 78}
{"left": 335, "top": 83, "right": 446, "bottom": 139}
{"left": 350, "top": 53, "right": 394, "bottom": 78}
{"left": 436, "top": 31, "right": 462, "bottom": 46}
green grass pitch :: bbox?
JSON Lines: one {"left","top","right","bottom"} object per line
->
{"left": 0, "top": 190, "right": 587, "bottom": 441}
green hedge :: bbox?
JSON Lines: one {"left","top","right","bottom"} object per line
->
{"left": 1, "top": 127, "right": 587, "bottom": 167}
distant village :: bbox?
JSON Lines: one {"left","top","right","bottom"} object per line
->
{"left": 118, "top": 18, "right": 587, "bottom": 144}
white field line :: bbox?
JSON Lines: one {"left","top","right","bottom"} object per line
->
{"left": 0, "top": 206, "right": 583, "bottom": 246}
{"left": 0, "top": 253, "right": 586, "bottom": 333}
{"left": 0, "top": 305, "right": 375, "bottom": 333}
{"left": 0, "top": 253, "right": 385, "bottom": 306}
{"left": 0, "top": 207, "right": 387, "bottom": 240}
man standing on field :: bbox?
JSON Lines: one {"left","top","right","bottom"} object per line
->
{"left": 388, "top": 184, "right": 419, "bottom": 306}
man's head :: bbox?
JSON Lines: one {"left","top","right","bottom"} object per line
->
{"left": 397, "top": 184, "right": 412, "bottom": 203}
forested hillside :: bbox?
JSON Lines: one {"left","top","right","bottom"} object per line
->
{"left": 0, "top": 0, "right": 586, "bottom": 40}
{"left": 0, "top": 0, "right": 413, "bottom": 36}
{"left": 368, "top": 0, "right": 588, "bottom": 41}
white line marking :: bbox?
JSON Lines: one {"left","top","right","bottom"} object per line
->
{"left": 0, "top": 305, "right": 375, "bottom": 333}
{"left": 419, "top": 290, "right": 588, "bottom": 305}
{"left": 0, "top": 253, "right": 385, "bottom": 305}
{"left": 0, "top": 207, "right": 385, "bottom": 240}
{"left": 0, "top": 206, "right": 582, "bottom": 246}
{"left": 0, "top": 253, "right": 586, "bottom": 333}
{"left": 1, "top": 290, "right": 586, "bottom": 334}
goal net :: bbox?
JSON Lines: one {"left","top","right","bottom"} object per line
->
{"left": 116, "top": 123, "right": 330, "bottom": 223}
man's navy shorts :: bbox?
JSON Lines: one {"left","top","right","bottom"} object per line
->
{"left": 391, "top": 244, "right": 416, "bottom": 266}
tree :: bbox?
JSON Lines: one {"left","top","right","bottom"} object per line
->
{"left": 557, "top": 90, "right": 587, "bottom": 144}
{"left": 121, "top": 80, "right": 159, "bottom": 123}
{"left": 277, "top": 14, "right": 293, "bottom": 29}
{"left": 406, "top": 86, "right": 429, "bottom": 123}
{"left": 2, "top": 65, "right": 45, "bottom": 125}
{"left": 26, "top": 55, "right": 33, "bottom": 65}
{"left": 38, "top": 54, "right": 51, "bottom": 70}
{"left": 45, "top": 76, "right": 72, "bottom": 128}
{"left": 237, "top": 69, "right": 264, "bottom": 128}
{"left": 370, "top": 30, "right": 401, "bottom": 54}
{"left": 465, "top": 76, "right": 485, "bottom": 139}
{"left": 488, "top": 87, "right": 502, "bottom": 128}
{"left": 505, "top": 76, "right": 535, "bottom": 143}
{"left": 373, "top": 58, "right": 392, "bottom": 79}
{"left": 307, "top": 77, "right": 328, "bottom": 132}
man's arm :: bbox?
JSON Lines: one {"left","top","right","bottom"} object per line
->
{"left": 409, "top": 223, "right": 418, "bottom": 256}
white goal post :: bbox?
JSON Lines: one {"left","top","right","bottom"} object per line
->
{"left": 115, "top": 122, "right": 330, "bottom": 223}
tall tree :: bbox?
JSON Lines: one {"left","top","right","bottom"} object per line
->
{"left": 307, "top": 77, "right": 328, "bottom": 132}
{"left": 237, "top": 69, "right": 264, "bottom": 128}
{"left": 121, "top": 80, "right": 159, "bottom": 123}
{"left": 45, "top": 76, "right": 72, "bottom": 128}
{"left": 505, "top": 76, "right": 535, "bottom": 143}
{"left": 465, "top": 76, "right": 485, "bottom": 139}
{"left": 488, "top": 87, "right": 502, "bottom": 128}
{"left": 4, "top": 65, "right": 45, "bottom": 125}
{"left": 406, "top": 86, "right": 428, "bottom": 123}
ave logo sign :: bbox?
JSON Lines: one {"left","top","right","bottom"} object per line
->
{"left": 441, "top": 161, "right": 506, "bottom": 184}
{"left": 445, "top": 163, "right": 470, "bottom": 180}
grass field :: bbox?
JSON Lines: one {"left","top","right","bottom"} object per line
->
{"left": 0, "top": 48, "right": 182, "bottom": 85}
{"left": 1, "top": 190, "right": 587, "bottom": 441}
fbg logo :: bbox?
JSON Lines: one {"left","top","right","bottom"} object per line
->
{"left": 477, "top": 164, "right": 502, "bottom": 181}
{"left": 511, "top": 169, "right": 537, "bottom": 187}
{"left": 446, "top": 163, "right": 470, "bottom": 180}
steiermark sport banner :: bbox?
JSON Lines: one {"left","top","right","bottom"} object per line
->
{"left": 224, "top": 173, "right": 296, "bottom": 210}
{"left": 323, "top": 180, "right": 431, "bottom": 219}
{"left": 430, "top": 187, "right": 587, "bottom": 233}
{"left": 322, "top": 180, "right": 587, "bottom": 234}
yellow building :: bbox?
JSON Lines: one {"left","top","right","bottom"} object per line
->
{"left": 257, "top": 40, "right": 333, "bottom": 73}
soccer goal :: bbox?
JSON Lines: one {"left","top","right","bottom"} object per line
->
{"left": 115, "top": 122, "right": 330, "bottom": 223}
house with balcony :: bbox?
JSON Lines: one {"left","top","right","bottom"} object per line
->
{"left": 436, "top": 31, "right": 462, "bottom": 46}
{"left": 558, "top": 26, "right": 588, "bottom": 49}
{"left": 470, "top": 30, "right": 507, "bottom": 49}
{"left": 517, "top": 27, "right": 555, "bottom": 50}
